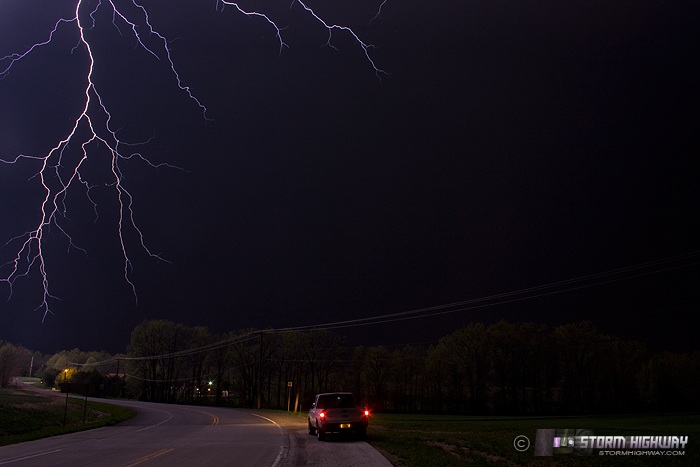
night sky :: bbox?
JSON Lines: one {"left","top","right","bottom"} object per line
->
{"left": 1, "top": 1, "right": 698, "bottom": 355}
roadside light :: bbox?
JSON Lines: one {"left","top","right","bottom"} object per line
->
{"left": 208, "top": 381, "right": 213, "bottom": 386}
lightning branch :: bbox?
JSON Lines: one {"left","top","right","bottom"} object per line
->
{"left": 0, "top": 0, "right": 386, "bottom": 320}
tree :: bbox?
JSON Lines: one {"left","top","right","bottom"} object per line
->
{"left": 302, "top": 330, "right": 343, "bottom": 397}
{"left": 391, "top": 345, "right": 426, "bottom": 412}
{"left": 186, "top": 326, "right": 213, "bottom": 403}
{"left": 209, "top": 331, "right": 231, "bottom": 406}
{"left": 346, "top": 346, "right": 367, "bottom": 403}
{"left": 271, "top": 331, "right": 307, "bottom": 411}
{"left": 46, "top": 348, "right": 83, "bottom": 372}
{"left": 225, "top": 330, "right": 261, "bottom": 407}
{"left": 434, "top": 323, "right": 491, "bottom": 413}
{"left": 0, "top": 342, "right": 19, "bottom": 387}
{"left": 554, "top": 321, "right": 607, "bottom": 413}
{"left": 425, "top": 343, "right": 448, "bottom": 412}
{"left": 597, "top": 339, "right": 646, "bottom": 412}
{"left": 638, "top": 351, "right": 700, "bottom": 411}
{"left": 364, "top": 346, "right": 393, "bottom": 411}
{"left": 488, "top": 320, "right": 520, "bottom": 413}
{"left": 127, "top": 319, "right": 190, "bottom": 401}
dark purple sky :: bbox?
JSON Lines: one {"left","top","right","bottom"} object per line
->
{"left": 1, "top": 0, "right": 698, "bottom": 354}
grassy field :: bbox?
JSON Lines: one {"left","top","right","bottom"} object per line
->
{"left": 0, "top": 380, "right": 135, "bottom": 446}
{"left": 366, "top": 412, "right": 699, "bottom": 466}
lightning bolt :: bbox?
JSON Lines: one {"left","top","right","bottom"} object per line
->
{"left": 0, "top": 1, "right": 386, "bottom": 321}
{"left": 370, "top": 1, "right": 389, "bottom": 25}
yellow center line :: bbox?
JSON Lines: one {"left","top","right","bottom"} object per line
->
{"left": 182, "top": 407, "right": 220, "bottom": 425}
{"left": 202, "top": 411, "right": 219, "bottom": 425}
{"left": 125, "top": 448, "right": 174, "bottom": 467}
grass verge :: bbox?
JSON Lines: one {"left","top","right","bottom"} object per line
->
{"left": 366, "top": 412, "right": 699, "bottom": 466}
{"left": 0, "top": 384, "right": 135, "bottom": 446}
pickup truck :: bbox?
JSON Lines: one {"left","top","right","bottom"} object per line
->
{"left": 308, "top": 392, "right": 369, "bottom": 440}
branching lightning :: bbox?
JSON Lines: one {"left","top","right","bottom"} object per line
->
{"left": 370, "top": 0, "right": 389, "bottom": 25}
{"left": 0, "top": 0, "right": 386, "bottom": 320}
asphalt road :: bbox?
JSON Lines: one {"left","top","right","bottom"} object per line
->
{"left": 257, "top": 411, "right": 393, "bottom": 467}
{"left": 0, "top": 394, "right": 392, "bottom": 466}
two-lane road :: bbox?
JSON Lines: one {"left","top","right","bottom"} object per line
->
{"left": 0, "top": 400, "right": 287, "bottom": 466}
{"left": 0, "top": 395, "right": 392, "bottom": 466}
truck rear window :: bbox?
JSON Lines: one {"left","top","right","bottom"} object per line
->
{"left": 317, "top": 394, "right": 356, "bottom": 409}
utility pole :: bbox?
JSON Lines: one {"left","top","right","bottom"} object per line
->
{"left": 257, "top": 332, "right": 263, "bottom": 409}
{"left": 115, "top": 358, "right": 121, "bottom": 399}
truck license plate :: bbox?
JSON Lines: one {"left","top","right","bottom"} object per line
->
{"left": 340, "top": 423, "right": 351, "bottom": 429}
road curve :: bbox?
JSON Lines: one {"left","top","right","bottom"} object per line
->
{"left": 0, "top": 390, "right": 392, "bottom": 466}
{"left": 0, "top": 400, "right": 285, "bottom": 467}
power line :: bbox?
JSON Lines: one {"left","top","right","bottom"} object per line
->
{"left": 271, "top": 251, "right": 700, "bottom": 333}
{"left": 69, "top": 251, "right": 699, "bottom": 366}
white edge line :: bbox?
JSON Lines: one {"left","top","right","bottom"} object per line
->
{"left": 250, "top": 413, "right": 289, "bottom": 467}
{"left": 0, "top": 449, "right": 62, "bottom": 465}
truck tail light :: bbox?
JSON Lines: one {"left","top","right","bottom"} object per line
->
{"left": 319, "top": 411, "right": 325, "bottom": 419}
{"left": 364, "top": 410, "right": 369, "bottom": 417}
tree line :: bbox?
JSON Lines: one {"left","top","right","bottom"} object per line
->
{"left": 1, "top": 319, "right": 698, "bottom": 414}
